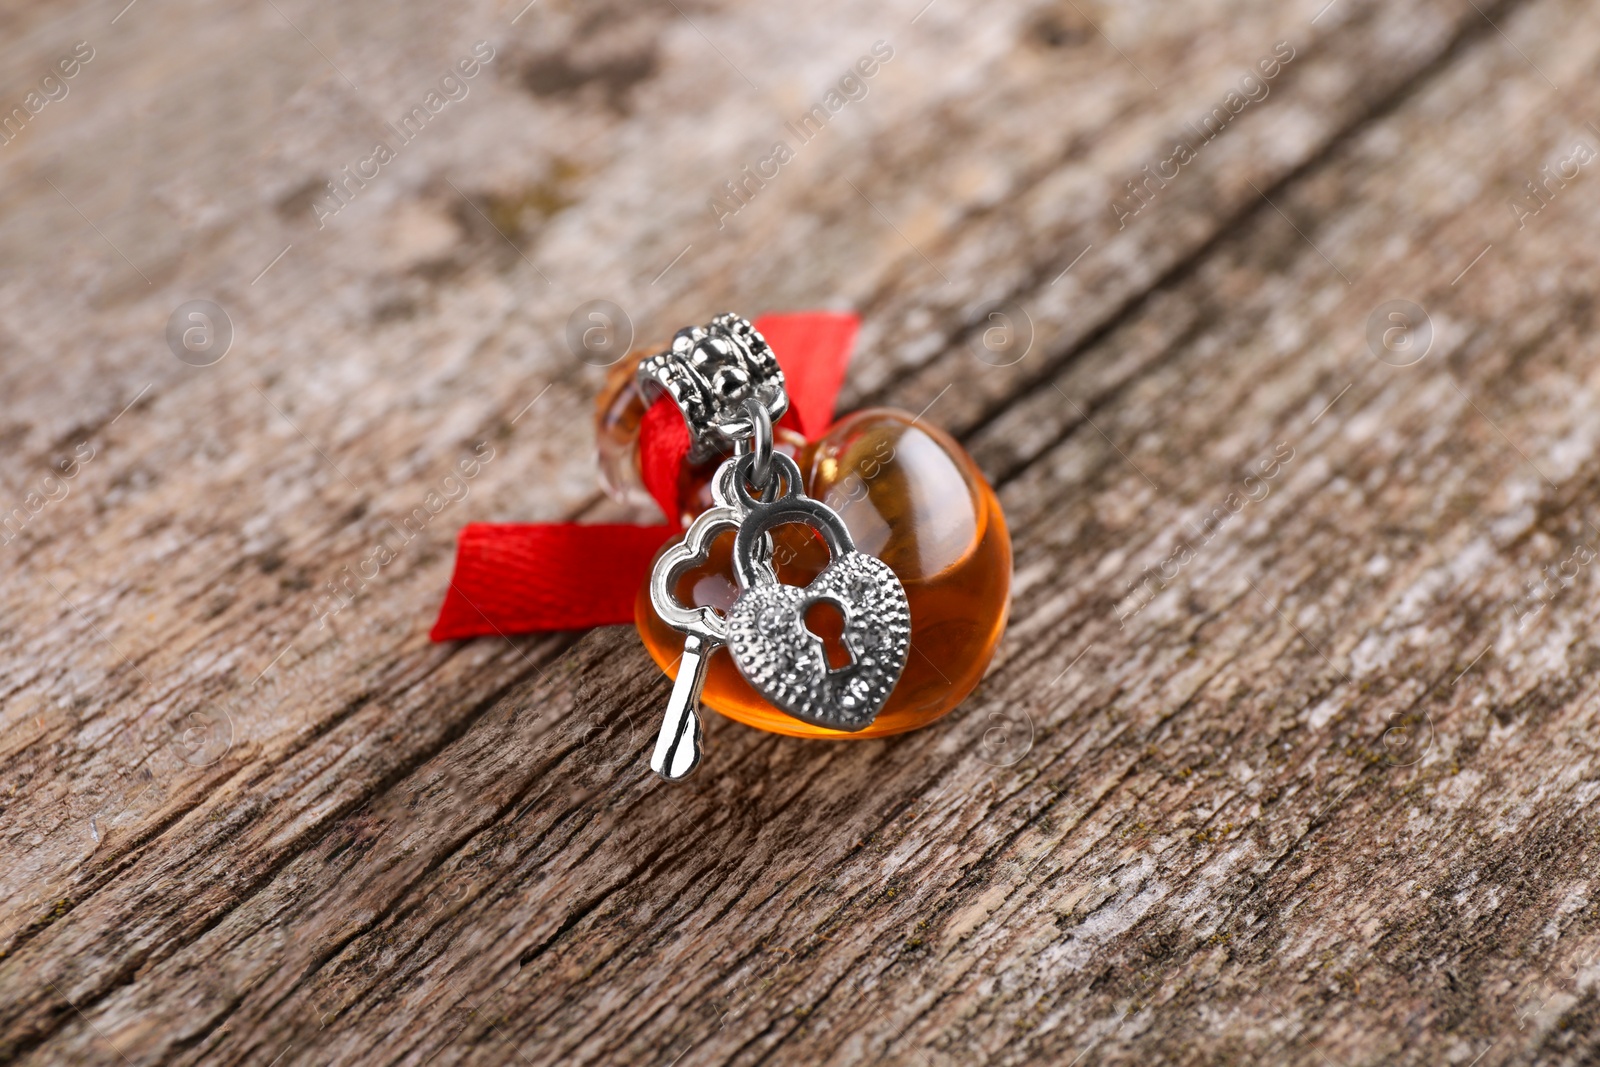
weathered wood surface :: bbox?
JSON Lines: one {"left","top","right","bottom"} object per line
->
{"left": 5, "top": 0, "right": 1600, "bottom": 1062}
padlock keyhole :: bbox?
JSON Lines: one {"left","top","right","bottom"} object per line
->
{"left": 802, "top": 598, "right": 855, "bottom": 672}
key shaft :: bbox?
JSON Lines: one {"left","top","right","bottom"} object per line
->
{"left": 651, "top": 634, "right": 711, "bottom": 780}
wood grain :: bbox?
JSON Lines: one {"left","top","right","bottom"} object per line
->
{"left": 5, "top": 0, "right": 1600, "bottom": 1063}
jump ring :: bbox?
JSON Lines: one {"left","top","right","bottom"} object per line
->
{"left": 745, "top": 397, "right": 774, "bottom": 490}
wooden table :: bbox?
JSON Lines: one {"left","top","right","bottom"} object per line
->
{"left": 4, "top": 0, "right": 1600, "bottom": 1063}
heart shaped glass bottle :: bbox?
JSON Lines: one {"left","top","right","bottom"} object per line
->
{"left": 601, "top": 351, "right": 1011, "bottom": 739}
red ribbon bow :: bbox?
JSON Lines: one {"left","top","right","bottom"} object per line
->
{"left": 430, "top": 312, "right": 860, "bottom": 640}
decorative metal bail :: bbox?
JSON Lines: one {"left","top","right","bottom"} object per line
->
{"left": 635, "top": 312, "right": 789, "bottom": 463}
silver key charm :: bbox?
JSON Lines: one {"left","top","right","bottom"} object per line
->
{"left": 647, "top": 455, "right": 781, "bottom": 779}
{"left": 647, "top": 495, "right": 741, "bottom": 780}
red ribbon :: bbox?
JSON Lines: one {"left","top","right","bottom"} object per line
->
{"left": 430, "top": 311, "right": 860, "bottom": 640}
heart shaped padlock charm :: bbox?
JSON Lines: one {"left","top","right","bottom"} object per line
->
{"left": 724, "top": 494, "right": 911, "bottom": 732}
